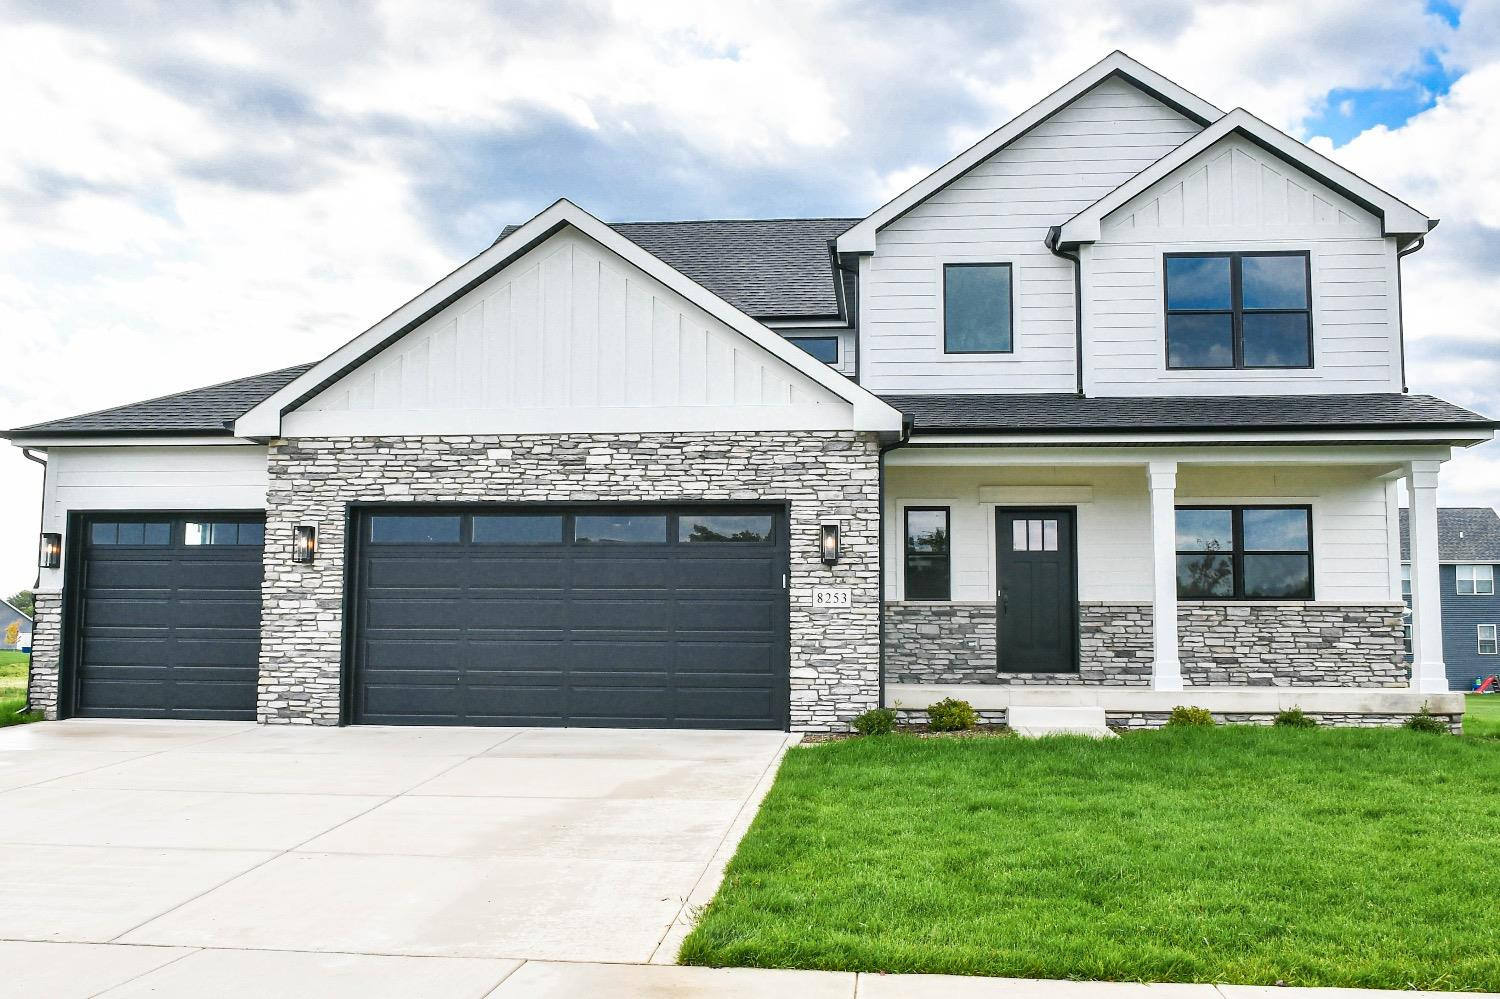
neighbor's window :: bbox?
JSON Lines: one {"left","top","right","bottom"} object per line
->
{"left": 944, "top": 263, "right": 1013, "bottom": 353}
{"left": 786, "top": 336, "right": 838, "bottom": 364}
{"left": 1401, "top": 564, "right": 1413, "bottom": 655}
{"left": 904, "top": 507, "right": 950, "bottom": 600}
{"left": 1164, "top": 252, "right": 1311, "bottom": 369}
{"left": 1175, "top": 506, "right": 1313, "bottom": 600}
{"left": 1479, "top": 624, "right": 1498, "bottom": 655}
{"left": 1457, "top": 564, "right": 1494, "bottom": 595}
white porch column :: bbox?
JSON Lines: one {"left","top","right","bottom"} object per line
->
{"left": 1147, "top": 459, "right": 1183, "bottom": 691}
{"left": 1406, "top": 459, "right": 1447, "bottom": 693}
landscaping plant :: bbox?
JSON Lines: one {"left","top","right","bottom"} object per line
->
{"left": 1166, "top": 705, "right": 1215, "bottom": 727}
{"left": 1404, "top": 704, "right": 1450, "bottom": 734}
{"left": 851, "top": 707, "right": 897, "bottom": 736}
{"left": 1273, "top": 707, "right": 1317, "bottom": 728}
{"left": 926, "top": 697, "right": 978, "bottom": 732}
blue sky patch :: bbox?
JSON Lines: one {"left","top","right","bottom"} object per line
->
{"left": 1304, "top": 50, "right": 1459, "bottom": 145}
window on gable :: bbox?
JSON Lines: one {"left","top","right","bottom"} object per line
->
{"left": 1479, "top": 624, "right": 1498, "bottom": 655}
{"left": 1457, "top": 564, "right": 1495, "bottom": 595}
{"left": 785, "top": 336, "right": 838, "bottom": 364}
{"left": 904, "top": 507, "right": 950, "bottom": 600}
{"left": 944, "top": 263, "right": 1013, "bottom": 353}
{"left": 1175, "top": 506, "right": 1313, "bottom": 600}
{"left": 1165, "top": 252, "right": 1311, "bottom": 369}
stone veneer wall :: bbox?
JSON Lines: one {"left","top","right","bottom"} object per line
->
{"left": 885, "top": 601, "right": 1407, "bottom": 688}
{"left": 25, "top": 591, "right": 62, "bottom": 719}
{"left": 883, "top": 602, "right": 1152, "bottom": 685}
{"left": 261, "top": 432, "right": 881, "bottom": 732}
{"left": 1179, "top": 603, "right": 1407, "bottom": 687}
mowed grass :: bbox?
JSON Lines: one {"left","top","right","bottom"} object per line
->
{"left": 0, "top": 652, "right": 39, "bottom": 728}
{"left": 1467, "top": 694, "right": 1500, "bottom": 738}
{"left": 680, "top": 727, "right": 1500, "bottom": 989}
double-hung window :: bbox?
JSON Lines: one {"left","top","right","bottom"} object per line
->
{"left": 1479, "top": 624, "right": 1498, "bottom": 655}
{"left": 1175, "top": 506, "right": 1313, "bottom": 600}
{"left": 1457, "top": 564, "right": 1494, "bottom": 595}
{"left": 904, "top": 507, "right": 951, "bottom": 600}
{"left": 944, "top": 263, "right": 1013, "bottom": 353}
{"left": 1164, "top": 252, "right": 1311, "bottom": 369}
{"left": 1401, "top": 564, "right": 1413, "bottom": 655}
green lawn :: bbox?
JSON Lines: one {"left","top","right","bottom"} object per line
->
{"left": 1467, "top": 694, "right": 1500, "bottom": 738}
{"left": 0, "top": 652, "right": 39, "bottom": 728}
{"left": 680, "top": 726, "right": 1500, "bottom": 990}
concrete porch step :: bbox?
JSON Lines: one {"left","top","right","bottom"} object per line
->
{"left": 1008, "top": 705, "right": 1114, "bottom": 739}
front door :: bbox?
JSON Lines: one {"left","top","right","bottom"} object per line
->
{"left": 995, "top": 508, "right": 1078, "bottom": 673}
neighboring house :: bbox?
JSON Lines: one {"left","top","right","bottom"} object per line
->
{"left": 1399, "top": 507, "right": 1500, "bottom": 692}
{"left": 4, "top": 52, "right": 1492, "bottom": 733}
{"left": 0, "top": 599, "right": 31, "bottom": 650}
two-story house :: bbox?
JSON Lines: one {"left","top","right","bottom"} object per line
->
{"left": 1400, "top": 507, "right": 1500, "bottom": 692}
{"left": 6, "top": 53, "right": 1491, "bottom": 734}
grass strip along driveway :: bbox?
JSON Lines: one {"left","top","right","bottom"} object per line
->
{"left": 0, "top": 651, "right": 39, "bottom": 727}
{"left": 680, "top": 725, "right": 1500, "bottom": 990}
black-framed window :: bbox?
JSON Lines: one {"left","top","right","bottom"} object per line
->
{"left": 185, "top": 521, "right": 265, "bottom": 546}
{"left": 786, "top": 336, "right": 838, "bottom": 364}
{"left": 904, "top": 507, "right": 950, "bottom": 600}
{"left": 1175, "top": 505, "right": 1313, "bottom": 600}
{"left": 88, "top": 521, "right": 172, "bottom": 546}
{"left": 1164, "top": 252, "right": 1311, "bottom": 369}
{"left": 944, "top": 263, "right": 1013, "bottom": 353}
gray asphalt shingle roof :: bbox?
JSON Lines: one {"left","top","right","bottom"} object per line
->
{"left": 883, "top": 393, "right": 1495, "bottom": 434}
{"left": 5, "top": 363, "right": 314, "bottom": 437}
{"left": 1400, "top": 507, "right": 1500, "bottom": 562}
{"left": 500, "top": 217, "right": 857, "bottom": 320}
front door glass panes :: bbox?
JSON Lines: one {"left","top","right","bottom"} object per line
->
{"left": 1011, "top": 518, "right": 1059, "bottom": 552}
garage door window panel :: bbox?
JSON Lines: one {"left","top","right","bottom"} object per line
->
{"left": 369, "top": 515, "right": 462, "bottom": 544}
{"left": 573, "top": 514, "right": 668, "bottom": 544}
{"left": 472, "top": 514, "right": 565, "bottom": 544}
{"left": 678, "top": 513, "right": 775, "bottom": 544}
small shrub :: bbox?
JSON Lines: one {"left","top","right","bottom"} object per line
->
{"left": 1274, "top": 707, "right": 1318, "bottom": 728}
{"left": 852, "top": 707, "right": 897, "bottom": 736}
{"left": 1166, "top": 705, "right": 1215, "bottom": 727}
{"left": 1404, "top": 704, "right": 1450, "bottom": 734}
{"left": 927, "top": 697, "right": 978, "bottom": 732}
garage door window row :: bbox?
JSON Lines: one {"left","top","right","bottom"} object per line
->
{"left": 89, "top": 519, "right": 264, "bottom": 547}
{"left": 368, "top": 510, "right": 776, "bottom": 547}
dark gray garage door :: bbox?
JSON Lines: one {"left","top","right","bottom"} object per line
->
{"left": 73, "top": 514, "right": 264, "bottom": 720}
{"left": 350, "top": 506, "right": 789, "bottom": 729}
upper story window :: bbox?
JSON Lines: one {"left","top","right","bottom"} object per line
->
{"left": 944, "top": 263, "right": 1013, "bottom": 354}
{"left": 786, "top": 336, "right": 838, "bottom": 364}
{"left": 1457, "top": 564, "right": 1495, "bottom": 595}
{"left": 1164, "top": 252, "right": 1311, "bottom": 370}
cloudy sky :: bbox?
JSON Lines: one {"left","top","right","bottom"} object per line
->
{"left": 2, "top": 0, "right": 1498, "bottom": 598}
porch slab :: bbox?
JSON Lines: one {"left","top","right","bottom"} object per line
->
{"left": 887, "top": 684, "right": 1465, "bottom": 716}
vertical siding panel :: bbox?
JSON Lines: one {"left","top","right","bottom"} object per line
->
{"left": 596, "top": 264, "right": 628, "bottom": 406}
{"left": 570, "top": 250, "right": 600, "bottom": 406}
{"left": 678, "top": 322, "right": 707, "bottom": 405}
{"left": 405, "top": 339, "right": 430, "bottom": 409}
{"left": 651, "top": 299, "right": 679, "bottom": 404}
{"left": 624, "top": 279, "right": 653, "bottom": 406}
{"left": 540, "top": 243, "right": 571, "bottom": 407}
{"left": 484, "top": 285, "right": 511, "bottom": 409}
{"left": 511, "top": 263, "right": 541, "bottom": 408}
{"left": 457, "top": 303, "right": 485, "bottom": 409}
{"left": 428, "top": 319, "right": 458, "bottom": 408}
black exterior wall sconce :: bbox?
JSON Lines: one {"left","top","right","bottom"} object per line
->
{"left": 820, "top": 523, "right": 840, "bottom": 566}
{"left": 292, "top": 525, "right": 317, "bottom": 563}
{"left": 38, "top": 532, "right": 61, "bottom": 569}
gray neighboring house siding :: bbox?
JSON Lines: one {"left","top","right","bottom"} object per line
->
{"left": 260, "top": 432, "right": 882, "bottom": 732}
{"left": 1400, "top": 507, "right": 1500, "bottom": 691}
{"left": 0, "top": 600, "right": 31, "bottom": 649}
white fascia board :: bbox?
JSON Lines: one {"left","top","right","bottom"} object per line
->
{"left": 904, "top": 427, "right": 1490, "bottom": 447}
{"left": 237, "top": 199, "right": 901, "bottom": 437}
{"left": 6, "top": 436, "right": 262, "bottom": 449}
{"left": 887, "top": 442, "right": 1457, "bottom": 467}
{"left": 1057, "top": 109, "right": 1435, "bottom": 245}
{"left": 836, "top": 51, "right": 1223, "bottom": 255}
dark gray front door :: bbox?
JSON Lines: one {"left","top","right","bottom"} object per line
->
{"left": 73, "top": 514, "right": 264, "bottom": 720}
{"left": 349, "top": 505, "right": 789, "bottom": 729}
{"left": 996, "top": 508, "right": 1078, "bottom": 673}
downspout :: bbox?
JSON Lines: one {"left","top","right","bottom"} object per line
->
{"left": 834, "top": 250, "right": 862, "bottom": 384}
{"left": 876, "top": 414, "right": 914, "bottom": 712}
{"left": 1046, "top": 226, "right": 1085, "bottom": 396}
{"left": 19, "top": 447, "right": 47, "bottom": 715}
{"left": 1395, "top": 233, "right": 1429, "bottom": 394}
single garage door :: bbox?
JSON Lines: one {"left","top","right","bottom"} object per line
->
{"left": 72, "top": 514, "right": 264, "bottom": 720}
{"left": 350, "top": 506, "right": 789, "bottom": 729}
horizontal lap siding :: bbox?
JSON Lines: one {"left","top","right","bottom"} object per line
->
{"left": 861, "top": 78, "right": 1201, "bottom": 393}
{"left": 1084, "top": 136, "right": 1402, "bottom": 396}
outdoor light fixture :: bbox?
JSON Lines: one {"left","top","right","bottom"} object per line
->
{"left": 292, "top": 525, "right": 317, "bottom": 563}
{"left": 820, "top": 523, "right": 840, "bottom": 566}
{"left": 38, "top": 532, "right": 60, "bottom": 569}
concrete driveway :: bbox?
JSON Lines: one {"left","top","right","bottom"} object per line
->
{"left": 0, "top": 719, "right": 794, "bottom": 997}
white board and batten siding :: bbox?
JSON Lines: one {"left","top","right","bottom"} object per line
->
{"left": 285, "top": 230, "right": 853, "bottom": 436}
{"left": 1082, "top": 135, "right": 1403, "bottom": 396}
{"left": 885, "top": 463, "right": 1396, "bottom": 605}
{"left": 36, "top": 445, "right": 269, "bottom": 590}
{"left": 859, "top": 77, "right": 1203, "bottom": 394}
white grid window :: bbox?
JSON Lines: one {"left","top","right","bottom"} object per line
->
{"left": 1457, "top": 564, "right": 1494, "bottom": 595}
{"left": 1479, "top": 625, "right": 1498, "bottom": 656}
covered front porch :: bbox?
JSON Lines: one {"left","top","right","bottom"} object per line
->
{"left": 881, "top": 442, "right": 1461, "bottom": 729}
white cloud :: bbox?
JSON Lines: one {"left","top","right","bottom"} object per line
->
{"left": 1, "top": 0, "right": 1498, "bottom": 596}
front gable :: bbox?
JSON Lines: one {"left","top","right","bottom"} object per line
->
{"left": 239, "top": 200, "right": 902, "bottom": 437}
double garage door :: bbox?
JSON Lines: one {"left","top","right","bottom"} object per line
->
{"left": 69, "top": 506, "right": 790, "bottom": 729}
{"left": 350, "top": 506, "right": 790, "bottom": 729}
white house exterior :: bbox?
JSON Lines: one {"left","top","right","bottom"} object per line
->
{"left": 7, "top": 53, "right": 1490, "bottom": 732}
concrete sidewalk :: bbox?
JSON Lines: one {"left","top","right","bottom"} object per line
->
{"left": 5, "top": 943, "right": 1491, "bottom": 997}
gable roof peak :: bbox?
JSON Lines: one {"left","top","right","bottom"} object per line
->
{"left": 836, "top": 51, "right": 1223, "bottom": 254}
